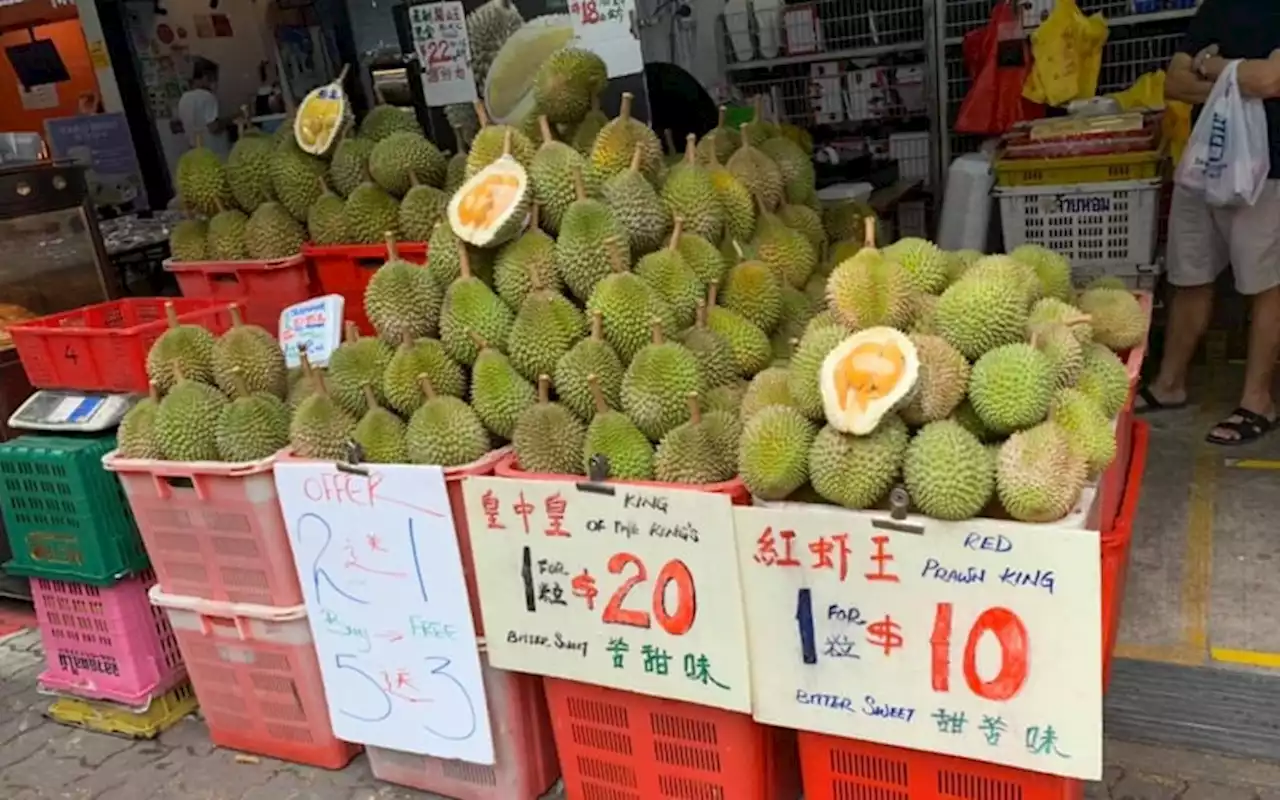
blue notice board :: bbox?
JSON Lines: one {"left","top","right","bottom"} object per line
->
{"left": 44, "top": 113, "right": 148, "bottom": 211}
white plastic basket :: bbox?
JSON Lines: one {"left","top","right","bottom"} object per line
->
{"left": 995, "top": 178, "right": 1161, "bottom": 269}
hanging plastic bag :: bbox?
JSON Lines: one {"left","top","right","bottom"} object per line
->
{"left": 1023, "top": 0, "right": 1107, "bottom": 106}
{"left": 1175, "top": 61, "right": 1270, "bottom": 207}
{"left": 956, "top": 0, "right": 1044, "bottom": 136}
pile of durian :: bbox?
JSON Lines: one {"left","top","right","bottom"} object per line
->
{"left": 167, "top": 101, "right": 460, "bottom": 261}
{"left": 148, "top": 64, "right": 1145, "bottom": 526}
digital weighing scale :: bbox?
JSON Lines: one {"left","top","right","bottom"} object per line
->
{"left": 7, "top": 390, "right": 138, "bottom": 433}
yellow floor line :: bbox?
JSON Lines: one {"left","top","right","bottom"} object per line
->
{"left": 1114, "top": 642, "right": 1206, "bottom": 667}
{"left": 1211, "top": 648, "right": 1280, "bottom": 669}
{"left": 1181, "top": 421, "right": 1220, "bottom": 655}
{"left": 1223, "top": 459, "right": 1280, "bottom": 470}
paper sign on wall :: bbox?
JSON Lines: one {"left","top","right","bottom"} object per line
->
{"left": 463, "top": 477, "right": 751, "bottom": 712}
{"left": 570, "top": 0, "right": 643, "bottom": 77}
{"left": 733, "top": 503, "right": 1103, "bottom": 781}
{"left": 409, "top": 1, "right": 478, "bottom": 107}
{"left": 274, "top": 462, "right": 494, "bottom": 764}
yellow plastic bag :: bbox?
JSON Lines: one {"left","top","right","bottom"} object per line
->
{"left": 1106, "top": 70, "right": 1191, "bottom": 163}
{"left": 1109, "top": 71, "right": 1166, "bottom": 111}
{"left": 1024, "top": 0, "right": 1109, "bottom": 106}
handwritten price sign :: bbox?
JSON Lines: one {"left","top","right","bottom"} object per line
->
{"left": 569, "top": 0, "right": 643, "bottom": 77}
{"left": 733, "top": 503, "right": 1103, "bottom": 780}
{"left": 463, "top": 477, "right": 751, "bottom": 712}
{"left": 274, "top": 462, "right": 493, "bottom": 763}
{"left": 408, "top": 0, "right": 477, "bottom": 107}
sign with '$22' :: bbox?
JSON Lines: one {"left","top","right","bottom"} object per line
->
{"left": 463, "top": 476, "right": 751, "bottom": 712}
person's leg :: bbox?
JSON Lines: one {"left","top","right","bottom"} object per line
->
{"left": 1137, "top": 186, "right": 1228, "bottom": 410}
{"left": 1206, "top": 181, "right": 1280, "bottom": 444}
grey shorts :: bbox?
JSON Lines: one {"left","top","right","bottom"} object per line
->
{"left": 1167, "top": 182, "right": 1280, "bottom": 295}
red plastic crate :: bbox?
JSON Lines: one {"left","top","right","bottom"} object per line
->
{"left": 1097, "top": 290, "right": 1152, "bottom": 532}
{"left": 368, "top": 650, "right": 560, "bottom": 799}
{"left": 796, "top": 418, "right": 1150, "bottom": 800}
{"left": 149, "top": 588, "right": 359, "bottom": 769}
{"left": 102, "top": 450, "right": 302, "bottom": 606}
{"left": 543, "top": 678, "right": 800, "bottom": 800}
{"left": 304, "top": 242, "right": 428, "bottom": 335}
{"left": 32, "top": 569, "right": 185, "bottom": 706}
{"left": 8, "top": 298, "right": 238, "bottom": 393}
{"left": 165, "top": 254, "right": 313, "bottom": 332}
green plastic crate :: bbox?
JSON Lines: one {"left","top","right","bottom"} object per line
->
{"left": 0, "top": 435, "right": 148, "bottom": 585}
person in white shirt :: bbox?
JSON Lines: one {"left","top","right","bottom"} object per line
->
{"left": 177, "top": 58, "right": 231, "bottom": 159}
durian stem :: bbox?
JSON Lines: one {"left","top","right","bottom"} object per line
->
{"left": 683, "top": 133, "right": 696, "bottom": 164}
{"left": 362, "top": 383, "right": 380, "bottom": 410}
{"left": 730, "top": 239, "right": 745, "bottom": 262}
{"left": 501, "top": 128, "right": 513, "bottom": 158}
{"left": 587, "top": 374, "right": 608, "bottom": 414}
{"left": 344, "top": 321, "right": 359, "bottom": 343}
{"left": 417, "top": 373, "right": 436, "bottom": 401}
{"left": 530, "top": 203, "right": 541, "bottom": 230}
{"left": 619, "top": 92, "right": 634, "bottom": 122}
{"left": 538, "top": 115, "right": 555, "bottom": 146}
{"left": 706, "top": 133, "right": 722, "bottom": 167}
{"left": 863, "top": 215, "right": 877, "bottom": 249}
{"left": 707, "top": 279, "right": 720, "bottom": 307}
{"left": 172, "top": 361, "right": 186, "bottom": 382}
{"left": 336, "top": 64, "right": 351, "bottom": 84}
{"left": 236, "top": 105, "right": 250, "bottom": 136}
{"left": 384, "top": 231, "right": 399, "bottom": 258}
{"left": 452, "top": 123, "right": 468, "bottom": 152}
{"left": 1061, "top": 313, "right": 1093, "bottom": 327}
{"left": 571, "top": 166, "right": 587, "bottom": 202}
{"left": 537, "top": 374, "right": 551, "bottom": 404}
{"left": 695, "top": 299, "right": 707, "bottom": 328}
{"left": 298, "top": 343, "right": 313, "bottom": 378}
{"left": 589, "top": 309, "right": 604, "bottom": 341}
{"left": 628, "top": 144, "right": 642, "bottom": 174}
{"left": 473, "top": 99, "right": 490, "bottom": 128}
{"left": 752, "top": 94, "right": 765, "bottom": 123}
{"left": 649, "top": 317, "right": 664, "bottom": 345}
{"left": 717, "top": 105, "right": 727, "bottom": 128}
{"left": 228, "top": 368, "right": 250, "bottom": 399}
{"left": 663, "top": 128, "right": 677, "bottom": 155}
{"left": 686, "top": 392, "right": 701, "bottom": 425}
{"left": 458, "top": 244, "right": 473, "bottom": 280}
{"left": 668, "top": 217, "right": 684, "bottom": 249}
{"left": 739, "top": 122, "right": 751, "bottom": 148}
{"left": 605, "top": 237, "right": 626, "bottom": 273}
{"left": 466, "top": 329, "right": 489, "bottom": 351}
{"left": 164, "top": 301, "right": 179, "bottom": 329}
{"left": 228, "top": 305, "right": 244, "bottom": 328}
{"left": 147, "top": 381, "right": 160, "bottom": 403}
{"left": 400, "top": 330, "right": 414, "bottom": 348}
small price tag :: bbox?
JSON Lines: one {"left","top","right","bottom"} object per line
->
{"left": 278, "top": 294, "right": 344, "bottom": 369}
{"left": 569, "top": 0, "right": 643, "bottom": 77}
{"left": 409, "top": 1, "right": 478, "bottom": 107}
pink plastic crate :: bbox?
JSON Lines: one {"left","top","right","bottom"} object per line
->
{"left": 368, "top": 649, "right": 560, "bottom": 799}
{"left": 149, "top": 588, "right": 359, "bottom": 769}
{"left": 32, "top": 570, "right": 185, "bottom": 706}
{"left": 102, "top": 451, "right": 302, "bottom": 606}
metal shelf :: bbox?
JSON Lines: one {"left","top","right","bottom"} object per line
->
{"left": 725, "top": 41, "right": 925, "bottom": 73}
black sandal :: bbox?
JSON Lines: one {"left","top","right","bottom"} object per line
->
{"left": 1135, "top": 385, "right": 1188, "bottom": 414}
{"left": 1206, "top": 408, "right": 1275, "bottom": 446}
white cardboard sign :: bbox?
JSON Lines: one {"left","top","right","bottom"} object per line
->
{"left": 569, "top": 0, "right": 643, "bottom": 77}
{"left": 733, "top": 503, "right": 1103, "bottom": 780}
{"left": 463, "top": 476, "right": 751, "bottom": 712}
{"left": 274, "top": 462, "right": 494, "bottom": 764}
{"left": 409, "top": 1, "right": 479, "bottom": 107}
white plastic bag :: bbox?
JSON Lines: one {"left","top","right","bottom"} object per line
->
{"left": 1175, "top": 60, "right": 1271, "bottom": 207}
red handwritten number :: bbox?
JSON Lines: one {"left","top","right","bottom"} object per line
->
{"left": 424, "top": 40, "right": 454, "bottom": 65}
{"left": 652, "top": 559, "right": 696, "bottom": 635}
{"left": 930, "top": 604, "right": 1029, "bottom": 701}
{"left": 603, "top": 553, "right": 649, "bottom": 628}
{"left": 601, "top": 554, "right": 696, "bottom": 635}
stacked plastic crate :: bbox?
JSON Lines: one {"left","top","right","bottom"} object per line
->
{"left": 98, "top": 327, "right": 358, "bottom": 768}
{"left": 0, "top": 431, "right": 191, "bottom": 735}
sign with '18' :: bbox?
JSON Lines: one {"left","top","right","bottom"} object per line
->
{"left": 463, "top": 477, "right": 751, "bottom": 712}
{"left": 733, "top": 503, "right": 1103, "bottom": 780}
{"left": 274, "top": 462, "right": 493, "bottom": 764}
